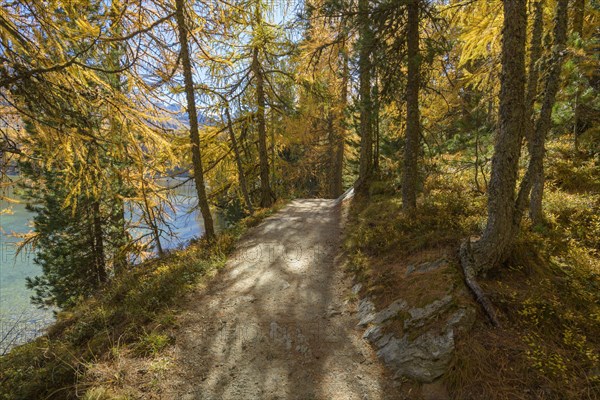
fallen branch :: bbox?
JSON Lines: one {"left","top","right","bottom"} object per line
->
{"left": 459, "top": 239, "right": 501, "bottom": 328}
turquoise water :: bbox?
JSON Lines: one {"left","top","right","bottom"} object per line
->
{"left": 0, "top": 179, "right": 216, "bottom": 353}
{"left": 0, "top": 191, "right": 53, "bottom": 354}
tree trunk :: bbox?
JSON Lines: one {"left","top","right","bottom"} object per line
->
{"left": 458, "top": 0, "right": 527, "bottom": 327}
{"left": 271, "top": 111, "right": 276, "bottom": 191}
{"left": 524, "top": 0, "right": 544, "bottom": 146}
{"left": 140, "top": 167, "right": 164, "bottom": 256}
{"left": 528, "top": 0, "right": 568, "bottom": 225}
{"left": 112, "top": 177, "right": 128, "bottom": 273}
{"left": 252, "top": 46, "right": 273, "bottom": 208}
{"left": 572, "top": 0, "right": 585, "bottom": 38}
{"left": 329, "top": 43, "right": 347, "bottom": 199}
{"left": 373, "top": 69, "right": 380, "bottom": 172}
{"left": 174, "top": 0, "right": 215, "bottom": 240}
{"left": 354, "top": 0, "right": 373, "bottom": 194}
{"left": 401, "top": 0, "right": 421, "bottom": 211}
{"left": 92, "top": 201, "right": 108, "bottom": 284}
{"left": 571, "top": 0, "right": 585, "bottom": 151}
{"left": 107, "top": 8, "right": 128, "bottom": 274}
{"left": 462, "top": 0, "right": 527, "bottom": 275}
{"left": 225, "top": 106, "right": 254, "bottom": 214}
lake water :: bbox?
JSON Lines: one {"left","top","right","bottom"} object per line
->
{"left": 0, "top": 179, "right": 213, "bottom": 354}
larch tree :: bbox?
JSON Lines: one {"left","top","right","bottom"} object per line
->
{"left": 298, "top": 0, "right": 349, "bottom": 198}
{"left": 174, "top": 0, "right": 215, "bottom": 240}
{"left": 1, "top": 0, "right": 186, "bottom": 305}
{"left": 571, "top": 0, "right": 585, "bottom": 151}
{"left": 355, "top": 0, "right": 374, "bottom": 194}
{"left": 459, "top": 0, "right": 528, "bottom": 326}
{"left": 401, "top": 0, "right": 421, "bottom": 211}
{"left": 331, "top": 41, "right": 349, "bottom": 198}
{"left": 251, "top": 4, "right": 274, "bottom": 207}
{"left": 197, "top": 0, "right": 294, "bottom": 208}
{"left": 524, "top": 0, "right": 544, "bottom": 147}
{"left": 527, "top": 0, "right": 569, "bottom": 225}
{"left": 225, "top": 105, "right": 255, "bottom": 214}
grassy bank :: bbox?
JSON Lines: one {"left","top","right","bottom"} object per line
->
{"left": 0, "top": 207, "right": 277, "bottom": 400}
{"left": 344, "top": 139, "right": 600, "bottom": 399}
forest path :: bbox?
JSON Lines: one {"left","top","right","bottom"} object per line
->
{"left": 160, "top": 198, "right": 399, "bottom": 399}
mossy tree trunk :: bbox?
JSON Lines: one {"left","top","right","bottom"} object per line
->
{"left": 459, "top": 0, "right": 528, "bottom": 326}
{"left": 401, "top": 0, "right": 421, "bottom": 211}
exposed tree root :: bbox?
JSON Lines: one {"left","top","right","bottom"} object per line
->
{"left": 459, "top": 240, "right": 501, "bottom": 328}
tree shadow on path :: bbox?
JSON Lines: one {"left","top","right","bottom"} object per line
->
{"left": 163, "top": 199, "right": 400, "bottom": 400}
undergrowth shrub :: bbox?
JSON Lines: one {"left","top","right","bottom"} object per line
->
{"left": 346, "top": 176, "right": 485, "bottom": 263}
{"left": 346, "top": 167, "right": 600, "bottom": 399}
{"left": 546, "top": 140, "right": 600, "bottom": 193}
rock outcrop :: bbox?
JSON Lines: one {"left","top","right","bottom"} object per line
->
{"left": 354, "top": 259, "right": 476, "bottom": 383}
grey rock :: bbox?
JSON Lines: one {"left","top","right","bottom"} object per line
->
{"left": 377, "top": 330, "right": 455, "bottom": 383}
{"left": 357, "top": 298, "right": 376, "bottom": 327}
{"left": 373, "top": 299, "right": 408, "bottom": 325}
{"left": 352, "top": 283, "right": 363, "bottom": 295}
{"left": 355, "top": 292, "right": 477, "bottom": 384}
{"left": 375, "top": 332, "right": 394, "bottom": 349}
{"left": 404, "top": 295, "right": 453, "bottom": 329}
{"left": 446, "top": 308, "right": 466, "bottom": 328}
{"left": 405, "top": 259, "right": 449, "bottom": 276}
{"left": 363, "top": 325, "right": 383, "bottom": 343}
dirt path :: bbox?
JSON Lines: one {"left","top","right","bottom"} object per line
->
{"left": 161, "top": 199, "right": 399, "bottom": 399}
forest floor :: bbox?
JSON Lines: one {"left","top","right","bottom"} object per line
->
{"left": 95, "top": 198, "right": 401, "bottom": 399}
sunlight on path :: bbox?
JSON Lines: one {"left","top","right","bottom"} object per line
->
{"left": 160, "top": 199, "right": 398, "bottom": 400}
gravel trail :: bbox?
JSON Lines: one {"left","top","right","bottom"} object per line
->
{"left": 161, "top": 199, "right": 399, "bottom": 399}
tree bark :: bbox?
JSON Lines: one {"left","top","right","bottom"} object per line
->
{"left": 571, "top": 0, "right": 585, "bottom": 151}
{"left": 401, "top": 0, "right": 421, "bottom": 211}
{"left": 225, "top": 106, "right": 254, "bottom": 214}
{"left": 252, "top": 45, "right": 273, "bottom": 207}
{"left": 354, "top": 0, "right": 373, "bottom": 194}
{"left": 175, "top": 0, "right": 215, "bottom": 240}
{"left": 93, "top": 200, "right": 108, "bottom": 284}
{"left": 462, "top": 0, "right": 527, "bottom": 275}
{"left": 373, "top": 69, "right": 380, "bottom": 172}
{"left": 107, "top": 7, "right": 128, "bottom": 274}
{"left": 524, "top": 0, "right": 544, "bottom": 146}
{"left": 528, "top": 0, "right": 568, "bottom": 225}
{"left": 459, "top": 0, "right": 527, "bottom": 327}
{"left": 271, "top": 111, "right": 276, "bottom": 191}
{"left": 329, "top": 43, "right": 348, "bottom": 199}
